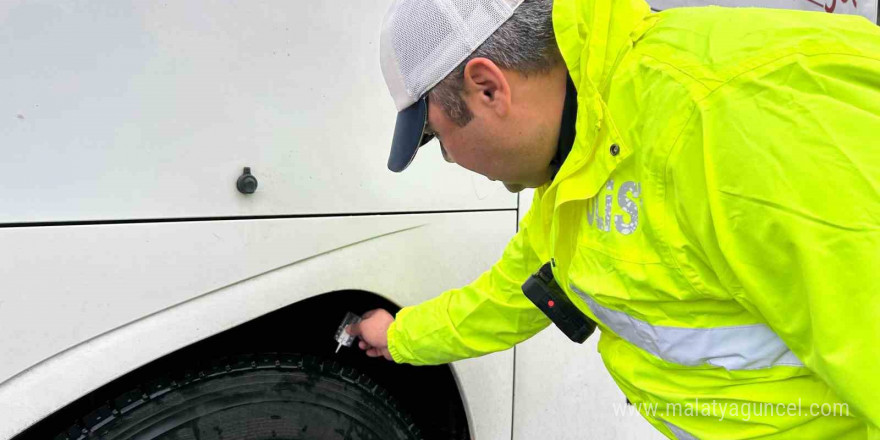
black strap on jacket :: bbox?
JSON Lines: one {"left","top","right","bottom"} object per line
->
{"left": 549, "top": 74, "right": 578, "bottom": 181}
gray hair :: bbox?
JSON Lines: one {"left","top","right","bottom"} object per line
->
{"left": 429, "top": 0, "right": 562, "bottom": 126}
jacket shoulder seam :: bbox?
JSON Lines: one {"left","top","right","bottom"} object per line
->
{"left": 639, "top": 53, "right": 714, "bottom": 96}
{"left": 697, "top": 50, "right": 879, "bottom": 104}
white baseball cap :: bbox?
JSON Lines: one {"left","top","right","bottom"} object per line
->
{"left": 380, "top": 0, "right": 525, "bottom": 172}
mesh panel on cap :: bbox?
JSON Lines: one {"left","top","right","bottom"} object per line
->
{"left": 387, "top": 0, "right": 519, "bottom": 104}
{"left": 452, "top": 0, "right": 516, "bottom": 48}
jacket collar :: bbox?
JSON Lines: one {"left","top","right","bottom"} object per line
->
{"left": 554, "top": 0, "right": 652, "bottom": 96}
{"left": 549, "top": 74, "right": 579, "bottom": 180}
{"left": 543, "top": 0, "right": 654, "bottom": 208}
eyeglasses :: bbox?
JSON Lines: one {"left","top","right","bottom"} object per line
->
{"left": 418, "top": 95, "right": 453, "bottom": 163}
{"left": 419, "top": 95, "right": 436, "bottom": 147}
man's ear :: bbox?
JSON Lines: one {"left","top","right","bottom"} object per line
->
{"left": 462, "top": 58, "right": 511, "bottom": 118}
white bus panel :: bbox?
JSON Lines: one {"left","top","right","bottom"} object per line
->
{"left": 0, "top": 1, "right": 515, "bottom": 225}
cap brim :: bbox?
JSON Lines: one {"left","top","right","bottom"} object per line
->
{"left": 387, "top": 97, "right": 432, "bottom": 172}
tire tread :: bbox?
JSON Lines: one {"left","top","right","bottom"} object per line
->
{"left": 54, "top": 353, "right": 423, "bottom": 440}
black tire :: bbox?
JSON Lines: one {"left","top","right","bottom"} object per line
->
{"left": 57, "top": 353, "right": 423, "bottom": 440}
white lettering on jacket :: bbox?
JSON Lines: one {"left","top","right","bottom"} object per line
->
{"left": 587, "top": 179, "right": 640, "bottom": 235}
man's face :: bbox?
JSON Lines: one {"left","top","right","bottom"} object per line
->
{"left": 424, "top": 60, "right": 568, "bottom": 193}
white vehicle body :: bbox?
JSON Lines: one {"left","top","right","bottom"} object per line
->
{"left": 0, "top": 1, "right": 875, "bottom": 439}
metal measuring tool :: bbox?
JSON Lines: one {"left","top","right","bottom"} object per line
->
{"left": 334, "top": 312, "right": 362, "bottom": 353}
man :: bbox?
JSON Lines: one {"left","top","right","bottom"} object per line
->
{"left": 349, "top": 0, "right": 880, "bottom": 437}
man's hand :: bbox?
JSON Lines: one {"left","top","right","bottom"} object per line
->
{"left": 347, "top": 309, "right": 395, "bottom": 361}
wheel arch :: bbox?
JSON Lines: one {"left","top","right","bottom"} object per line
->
{"left": 14, "top": 289, "right": 470, "bottom": 440}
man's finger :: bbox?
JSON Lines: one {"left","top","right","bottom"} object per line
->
{"left": 358, "top": 340, "right": 371, "bottom": 350}
{"left": 361, "top": 309, "right": 378, "bottom": 319}
{"left": 366, "top": 348, "right": 382, "bottom": 358}
{"left": 346, "top": 322, "right": 361, "bottom": 336}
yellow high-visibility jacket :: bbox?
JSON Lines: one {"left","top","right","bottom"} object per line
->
{"left": 386, "top": 0, "right": 880, "bottom": 437}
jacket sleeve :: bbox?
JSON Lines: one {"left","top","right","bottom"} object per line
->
{"left": 688, "top": 56, "right": 880, "bottom": 434}
{"left": 386, "top": 193, "right": 551, "bottom": 366}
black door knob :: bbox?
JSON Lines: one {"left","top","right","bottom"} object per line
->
{"left": 236, "top": 167, "right": 258, "bottom": 194}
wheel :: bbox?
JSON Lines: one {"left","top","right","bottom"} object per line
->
{"left": 56, "top": 353, "right": 423, "bottom": 440}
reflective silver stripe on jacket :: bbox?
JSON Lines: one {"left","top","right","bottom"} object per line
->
{"left": 665, "top": 421, "right": 699, "bottom": 440}
{"left": 570, "top": 285, "right": 803, "bottom": 370}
